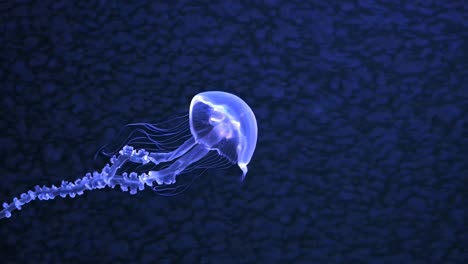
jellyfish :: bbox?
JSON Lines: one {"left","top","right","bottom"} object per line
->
{"left": 0, "top": 91, "right": 258, "bottom": 219}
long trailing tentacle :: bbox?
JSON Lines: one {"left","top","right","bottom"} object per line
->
{"left": 94, "top": 115, "right": 190, "bottom": 160}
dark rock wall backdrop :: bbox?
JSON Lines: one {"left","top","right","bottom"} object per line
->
{"left": 1, "top": 0, "right": 466, "bottom": 263}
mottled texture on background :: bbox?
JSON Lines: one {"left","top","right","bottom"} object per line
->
{"left": 0, "top": 0, "right": 466, "bottom": 263}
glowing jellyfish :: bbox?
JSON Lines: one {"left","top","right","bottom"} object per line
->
{"left": 0, "top": 91, "right": 258, "bottom": 219}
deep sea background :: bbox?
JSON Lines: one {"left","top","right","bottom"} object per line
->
{"left": 0, "top": 0, "right": 467, "bottom": 263}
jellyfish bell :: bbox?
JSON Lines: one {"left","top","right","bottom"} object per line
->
{"left": 189, "top": 91, "right": 258, "bottom": 181}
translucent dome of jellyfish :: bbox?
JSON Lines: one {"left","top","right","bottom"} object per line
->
{"left": 0, "top": 91, "right": 258, "bottom": 219}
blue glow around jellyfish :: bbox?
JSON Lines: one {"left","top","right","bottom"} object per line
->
{"left": 0, "top": 91, "right": 258, "bottom": 219}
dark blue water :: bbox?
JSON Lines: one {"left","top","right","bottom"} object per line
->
{"left": 1, "top": 1, "right": 466, "bottom": 263}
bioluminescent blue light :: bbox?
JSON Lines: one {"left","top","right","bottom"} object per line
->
{"left": 0, "top": 91, "right": 258, "bottom": 219}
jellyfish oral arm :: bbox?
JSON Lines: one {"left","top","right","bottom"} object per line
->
{"left": 0, "top": 170, "right": 147, "bottom": 218}
{"left": 146, "top": 137, "right": 196, "bottom": 165}
{"left": 0, "top": 145, "right": 159, "bottom": 220}
{"left": 144, "top": 144, "right": 209, "bottom": 185}
{"left": 239, "top": 163, "right": 248, "bottom": 181}
{"left": 0, "top": 140, "right": 210, "bottom": 219}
